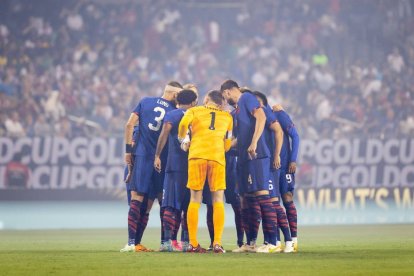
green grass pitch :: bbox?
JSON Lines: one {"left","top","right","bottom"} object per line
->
{"left": 1, "top": 225, "right": 414, "bottom": 275}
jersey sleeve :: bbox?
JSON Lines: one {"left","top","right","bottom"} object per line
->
{"left": 132, "top": 97, "right": 149, "bottom": 115}
{"left": 163, "top": 110, "right": 175, "bottom": 125}
{"left": 178, "top": 109, "right": 194, "bottom": 141}
{"left": 243, "top": 93, "right": 261, "bottom": 115}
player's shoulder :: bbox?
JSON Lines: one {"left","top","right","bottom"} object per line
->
{"left": 240, "top": 91, "right": 256, "bottom": 101}
{"left": 165, "top": 108, "right": 184, "bottom": 120}
{"left": 139, "top": 96, "right": 152, "bottom": 104}
{"left": 220, "top": 110, "right": 233, "bottom": 120}
{"left": 274, "top": 110, "right": 292, "bottom": 121}
{"left": 264, "top": 105, "right": 276, "bottom": 118}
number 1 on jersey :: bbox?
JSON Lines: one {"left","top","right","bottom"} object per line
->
{"left": 209, "top": 112, "right": 216, "bottom": 130}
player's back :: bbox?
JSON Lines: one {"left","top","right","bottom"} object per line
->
{"left": 187, "top": 105, "right": 232, "bottom": 166}
{"left": 133, "top": 97, "right": 175, "bottom": 156}
{"left": 235, "top": 92, "right": 270, "bottom": 163}
{"left": 164, "top": 108, "right": 187, "bottom": 172}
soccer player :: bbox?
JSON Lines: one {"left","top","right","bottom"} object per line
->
{"left": 220, "top": 80, "right": 278, "bottom": 253}
{"left": 254, "top": 91, "right": 294, "bottom": 253}
{"left": 272, "top": 104, "right": 300, "bottom": 252}
{"left": 153, "top": 89, "right": 198, "bottom": 252}
{"left": 178, "top": 90, "right": 233, "bottom": 253}
{"left": 120, "top": 81, "right": 182, "bottom": 253}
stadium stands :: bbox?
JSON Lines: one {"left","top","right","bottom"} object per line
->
{"left": 0, "top": 0, "right": 413, "bottom": 139}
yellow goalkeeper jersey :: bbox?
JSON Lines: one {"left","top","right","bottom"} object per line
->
{"left": 178, "top": 105, "right": 233, "bottom": 166}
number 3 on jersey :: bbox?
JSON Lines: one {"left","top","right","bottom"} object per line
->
{"left": 148, "top": 107, "right": 166, "bottom": 131}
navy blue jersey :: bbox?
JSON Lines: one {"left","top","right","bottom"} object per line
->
{"left": 273, "top": 110, "right": 300, "bottom": 171}
{"left": 263, "top": 105, "right": 278, "bottom": 171}
{"left": 132, "top": 97, "right": 175, "bottom": 156}
{"left": 164, "top": 108, "right": 188, "bottom": 172}
{"left": 235, "top": 92, "right": 270, "bottom": 163}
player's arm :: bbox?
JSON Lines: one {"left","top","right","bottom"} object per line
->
{"left": 287, "top": 124, "right": 300, "bottom": 174}
{"left": 224, "top": 118, "right": 233, "bottom": 152}
{"left": 154, "top": 122, "right": 173, "bottom": 172}
{"left": 270, "top": 121, "right": 283, "bottom": 169}
{"left": 278, "top": 111, "right": 300, "bottom": 173}
{"left": 124, "top": 113, "right": 138, "bottom": 165}
{"left": 248, "top": 107, "right": 266, "bottom": 159}
{"left": 178, "top": 110, "right": 194, "bottom": 141}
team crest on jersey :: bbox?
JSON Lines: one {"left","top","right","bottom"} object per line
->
{"left": 248, "top": 174, "right": 252, "bottom": 184}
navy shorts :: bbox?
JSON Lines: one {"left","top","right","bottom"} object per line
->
{"left": 129, "top": 155, "right": 165, "bottom": 200}
{"left": 225, "top": 157, "right": 238, "bottom": 204}
{"left": 268, "top": 169, "right": 281, "bottom": 198}
{"left": 239, "top": 158, "right": 270, "bottom": 194}
{"left": 202, "top": 181, "right": 212, "bottom": 205}
{"left": 279, "top": 170, "right": 295, "bottom": 196}
{"left": 162, "top": 171, "right": 190, "bottom": 210}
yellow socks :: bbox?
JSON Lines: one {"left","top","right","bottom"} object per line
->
{"left": 213, "top": 201, "right": 225, "bottom": 246}
{"left": 187, "top": 201, "right": 200, "bottom": 247}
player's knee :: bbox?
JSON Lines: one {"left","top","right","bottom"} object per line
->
{"left": 282, "top": 192, "right": 293, "bottom": 203}
{"left": 212, "top": 189, "right": 224, "bottom": 203}
{"left": 271, "top": 196, "right": 279, "bottom": 203}
{"left": 254, "top": 190, "right": 269, "bottom": 196}
{"left": 131, "top": 191, "right": 144, "bottom": 201}
{"left": 190, "top": 189, "right": 203, "bottom": 203}
{"left": 239, "top": 196, "right": 246, "bottom": 209}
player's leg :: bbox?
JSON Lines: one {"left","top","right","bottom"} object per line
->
{"left": 180, "top": 188, "right": 190, "bottom": 251}
{"left": 135, "top": 197, "right": 153, "bottom": 252}
{"left": 187, "top": 189, "right": 204, "bottom": 252}
{"left": 271, "top": 170, "right": 293, "bottom": 252}
{"left": 159, "top": 171, "right": 175, "bottom": 252}
{"left": 120, "top": 165, "right": 133, "bottom": 252}
{"left": 231, "top": 197, "right": 244, "bottom": 247}
{"left": 245, "top": 194, "right": 261, "bottom": 249}
{"left": 206, "top": 204, "right": 214, "bottom": 250}
{"left": 121, "top": 156, "right": 153, "bottom": 252}
{"left": 171, "top": 208, "right": 182, "bottom": 251}
{"left": 160, "top": 171, "right": 184, "bottom": 252}
{"left": 151, "top": 165, "right": 166, "bottom": 249}
{"left": 202, "top": 184, "right": 214, "bottom": 250}
{"left": 121, "top": 156, "right": 149, "bottom": 252}
{"left": 225, "top": 166, "right": 244, "bottom": 248}
{"left": 232, "top": 163, "right": 254, "bottom": 253}
{"left": 186, "top": 159, "right": 207, "bottom": 253}
{"left": 207, "top": 160, "right": 226, "bottom": 254}
{"left": 120, "top": 191, "right": 145, "bottom": 252}
{"left": 160, "top": 206, "right": 177, "bottom": 252}
{"left": 281, "top": 171, "right": 298, "bottom": 252}
{"left": 248, "top": 158, "right": 278, "bottom": 253}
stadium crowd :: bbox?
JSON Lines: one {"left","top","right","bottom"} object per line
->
{"left": 1, "top": 0, "right": 414, "bottom": 140}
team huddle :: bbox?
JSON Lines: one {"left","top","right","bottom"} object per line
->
{"left": 120, "top": 79, "right": 300, "bottom": 254}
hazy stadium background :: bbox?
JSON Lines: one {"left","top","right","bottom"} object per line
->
{"left": 0, "top": 0, "right": 413, "bottom": 231}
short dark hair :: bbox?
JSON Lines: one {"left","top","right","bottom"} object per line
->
{"left": 253, "top": 91, "right": 268, "bottom": 106}
{"left": 207, "top": 90, "right": 225, "bottom": 106}
{"left": 220, "top": 79, "right": 239, "bottom": 92}
{"left": 177, "top": 89, "right": 198, "bottom": 105}
{"left": 167, "top": 81, "right": 183, "bottom": 88}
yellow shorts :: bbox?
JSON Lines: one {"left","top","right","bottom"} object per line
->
{"left": 187, "top": 159, "right": 226, "bottom": 191}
